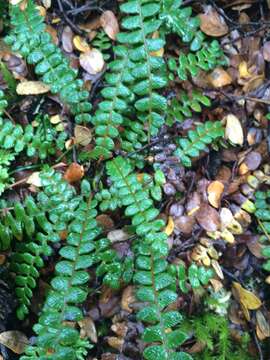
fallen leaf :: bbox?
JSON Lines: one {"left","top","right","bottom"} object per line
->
{"left": 207, "top": 181, "right": 224, "bottom": 208}
{"left": 208, "top": 68, "right": 232, "bottom": 88}
{"left": 263, "top": 41, "right": 270, "bottom": 62}
{"left": 26, "top": 172, "right": 42, "bottom": 187}
{"left": 256, "top": 310, "right": 270, "bottom": 340}
{"left": 224, "top": 114, "right": 244, "bottom": 145}
{"left": 239, "top": 151, "right": 262, "bottom": 175}
{"left": 96, "top": 214, "right": 114, "bottom": 231}
{"left": 0, "top": 331, "right": 28, "bottom": 354}
{"left": 42, "top": 0, "right": 51, "bottom": 8}
{"left": 199, "top": 6, "right": 229, "bottom": 37}
{"left": 239, "top": 61, "right": 251, "bottom": 78}
{"left": 111, "top": 322, "right": 128, "bottom": 337}
{"left": 232, "top": 282, "right": 261, "bottom": 321}
{"left": 174, "top": 215, "right": 195, "bottom": 234}
{"left": 211, "top": 259, "right": 224, "bottom": 279}
{"left": 165, "top": 216, "right": 174, "bottom": 236}
{"left": 50, "top": 114, "right": 62, "bottom": 124}
{"left": 79, "top": 49, "right": 105, "bottom": 75}
{"left": 16, "top": 81, "right": 50, "bottom": 95}
{"left": 195, "top": 203, "right": 220, "bottom": 232}
{"left": 63, "top": 163, "right": 84, "bottom": 183}
{"left": 46, "top": 25, "right": 58, "bottom": 45}
{"left": 73, "top": 35, "right": 91, "bottom": 52}
{"left": 107, "top": 337, "right": 124, "bottom": 351}
{"left": 62, "top": 26, "right": 74, "bottom": 53}
{"left": 74, "top": 125, "right": 92, "bottom": 146}
{"left": 243, "top": 74, "right": 264, "bottom": 93}
{"left": 79, "top": 317, "right": 97, "bottom": 343}
{"left": 121, "top": 286, "right": 135, "bottom": 313}
{"left": 107, "top": 229, "right": 130, "bottom": 243}
{"left": 100, "top": 10, "right": 119, "bottom": 40}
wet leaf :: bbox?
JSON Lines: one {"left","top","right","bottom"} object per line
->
{"left": 63, "top": 163, "right": 84, "bottom": 183}
{"left": 26, "top": 172, "right": 42, "bottom": 187}
{"left": 107, "top": 229, "right": 130, "bottom": 243}
{"left": 16, "top": 81, "right": 50, "bottom": 95}
{"left": 232, "top": 282, "right": 261, "bottom": 320}
{"left": 199, "top": 6, "right": 229, "bottom": 37}
{"left": 121, "top": 286, "right": 135, "bottom": 313}
{"left": 100, "top": 10, "right": 119, "bottom": 40}
{"left": 207, "top": 181, "right": 224, "bottom": 208}
{"left": 256, "top": 310, "right": 270, "bottom": 340}
{"left": 80, "top": 49, "right": 105, "bottom": 75}
{"left": 195, "top": 203, "right": 220, "bottom": 232}
{"left": 0, "top": 331, "right": 28, "bottom": 354}
{"left": 225, "top": 114, "right": 244, "bottom": 146}
{"left": 62, "top": 26, "right": 74, "bottom": 53}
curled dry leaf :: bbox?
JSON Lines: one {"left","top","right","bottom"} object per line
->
{"left": 0, "top": 331, "right": 28, "bottom": 354}
{"left": 256, "top": 310, "right": 270, "bottom": 340}
{"left": 208, "top": 68, "right": 232, "bottom": 88}
{"left": 100, "top": 10, "right": 119, "bottom": 40}
{"left": 96, "top": 214, "right": 114, "bottom": 231}
{"left": 63, "top": 163, "right": 84, "bottom": 183}
{"left": 79, "top": 49, "right": 105, "bottom": 75}
{"left": 121, "top": 286, "right": 135, "bottom": 313}
{"left": 62, "top": 26, "right": 74, "bottom": 53}
{"left": 239, "top": 151, "right": 262, "bottom": 175}
{"left": 224, "top": 114, "right": 244, "bottom": 146}
{"left": 199, "top": 6, "right": 229, "bottom": 37}
{"left": 195, "top": 203, "right": 220, "bottom": 232}
{"left": 232, "top": 282, "right": 261, "bottom": 321}
{"left": 243, "top": 74, "right": 264, "bottom": 93}
{"left": 207, "top": 181, "right": 224, "bottom": 208}
{"left": 165, "top": 216, "right": 174, "bottom": 236}
{"left": 74, "top": 125, "right": 92, "bottom": 146}
{"left": 16, "top": 81, "right": 50, "bottom": 95}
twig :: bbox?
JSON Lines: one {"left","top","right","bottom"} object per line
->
{"left": 57, "top": 0, "right": 84, "bottom": 35}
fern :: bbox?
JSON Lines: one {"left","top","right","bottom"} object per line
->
{"left": 254, "top": 190, "right": 270, "bottom": 271}
{"left": 168, "top": 41, "right": 226, "bottom": 81}
{"left": 160, "top": 0, "right": 204, "bottom": 51}
{"left": 6, "top": 0, "right": 92, "bottom": 124}
{"left": 118, "top": 0, "right": 168, "bottom": 138}
{"left": 174, "top": 121, "right": 224, "bottom": 167}
{"left": 166, "top": 91, "right": 211, "bottom": 126}
{"left": 20, "top": 179, "right": 99, "bottom": 360}
{"left": 92, "top": 31, "right": 112, "bottom": 61}
{"left": 105, "top": 157, "right": 191, "bottom": 360}
{"left": 6, "top": 169, "right": 78, "bottom": 319}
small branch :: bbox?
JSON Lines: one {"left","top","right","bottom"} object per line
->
{"left": 57, "top": 0, "right": 84, "bottom": 35}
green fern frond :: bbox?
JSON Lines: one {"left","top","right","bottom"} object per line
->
{"left": 174, "top": 121, "right": 224, "bottom": 167}
{"left": 92, "top": 31, "right": 112, "bottom": 60}
{"left": 7, "top": 169, "right": 78, "bottom": 319}
{"left": 6, "top": 0, "right": 92, "bottom": 124}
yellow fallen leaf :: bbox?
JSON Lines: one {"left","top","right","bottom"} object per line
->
{"left": 207, "top": 180, "right": 224, "bottom": 208}
{"left": 50, "top": 114, "right": 62, "bottom": 124}
{"left": 239, "top": 61, "right": 251, "bottom": 79}
{"left": 73, "top": 35, "right": 91, "bottom": 52}
{"left": 0, "top": 331, "right": 28, "bottom": 354}
{"left": 16, "top": 81, "right": 50, "bottom": 95}
{"left": 165, "top": 216, "right": 174, "bottom": 236}
{"left": 208, "top": 67, "right": 232, "bottom": 88}
{"left": 26, "top": 172, "right": 42, "bottom": 187}
{"left": 233, "top": 282, "right": 262, "bottom": 310}
{"left": 224, "top": 114, "right": 244, "bottom": 146}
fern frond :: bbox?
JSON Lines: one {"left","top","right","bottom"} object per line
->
{"left": 118, "top": 0, "right": 168, "bottom": 138}
{"left": 92, "top": 31, "right": 112, "bottom": 60}
{"left": 7, "top": 169, "right": 78, "bottom": 319}
{"left": 21, "top": 180, "right": 99, "bottom": 359}
{"left": 174, "top": 121, "right": 224, "bottom": 167}
{"left": 6, "top": 0, "right": 92, "bottom": 124}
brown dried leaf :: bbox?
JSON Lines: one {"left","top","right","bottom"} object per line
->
{"left": 263, "top": 41, "right": 270, "bottom": 62}
{"left": 239, "top": 151, "right": 262, "bottom": 175}
{"left": 225, "top": 114, "right": 244, "bottom": 145}
{"left": 26, "top": 172, "right": 42, "bottom": 187}
{"left": 207, "top": 181, "right": 224, "bottom": 208}
{"left": 208, "top": 68, "right": 232, "bottom": 88}
{"left": 63, "top": 163, "right": 84, "bottom": 183}
{"left": 174, "top": 215, "right": 195, "bottom": 234}
{"left": 121, "top": 286, "right": 135, "bottom": 313}
{"left": 16, "top": 81, "right": 50, "bottom": 95}
{"left": 199, "top": 6, "right": 228, "bottom": 37}
{"left": 100, "top": 11, "right": 119, "bottom": 40}
{"left": 195, "top": 203, "right": 220, "bottom": 232}
{"left": 79, "top": 317, "right": 97, "bottom": 343}
{"left": 0, "top": 331, "right": 28, "bottom": 354}
{"left": 256, "top": 310, "right": 270, "bottom": 340}
{"left": 96, "top": 214, "right": 114, "bottom": 231}
{"left": 74, "top": 125, "right": 92, "bottom": 146}
{"left": 243, "top": 74, "right": 264, "bottom": 93}
{"left": 79, "top": 49, "right": 105, "bottom": 75}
